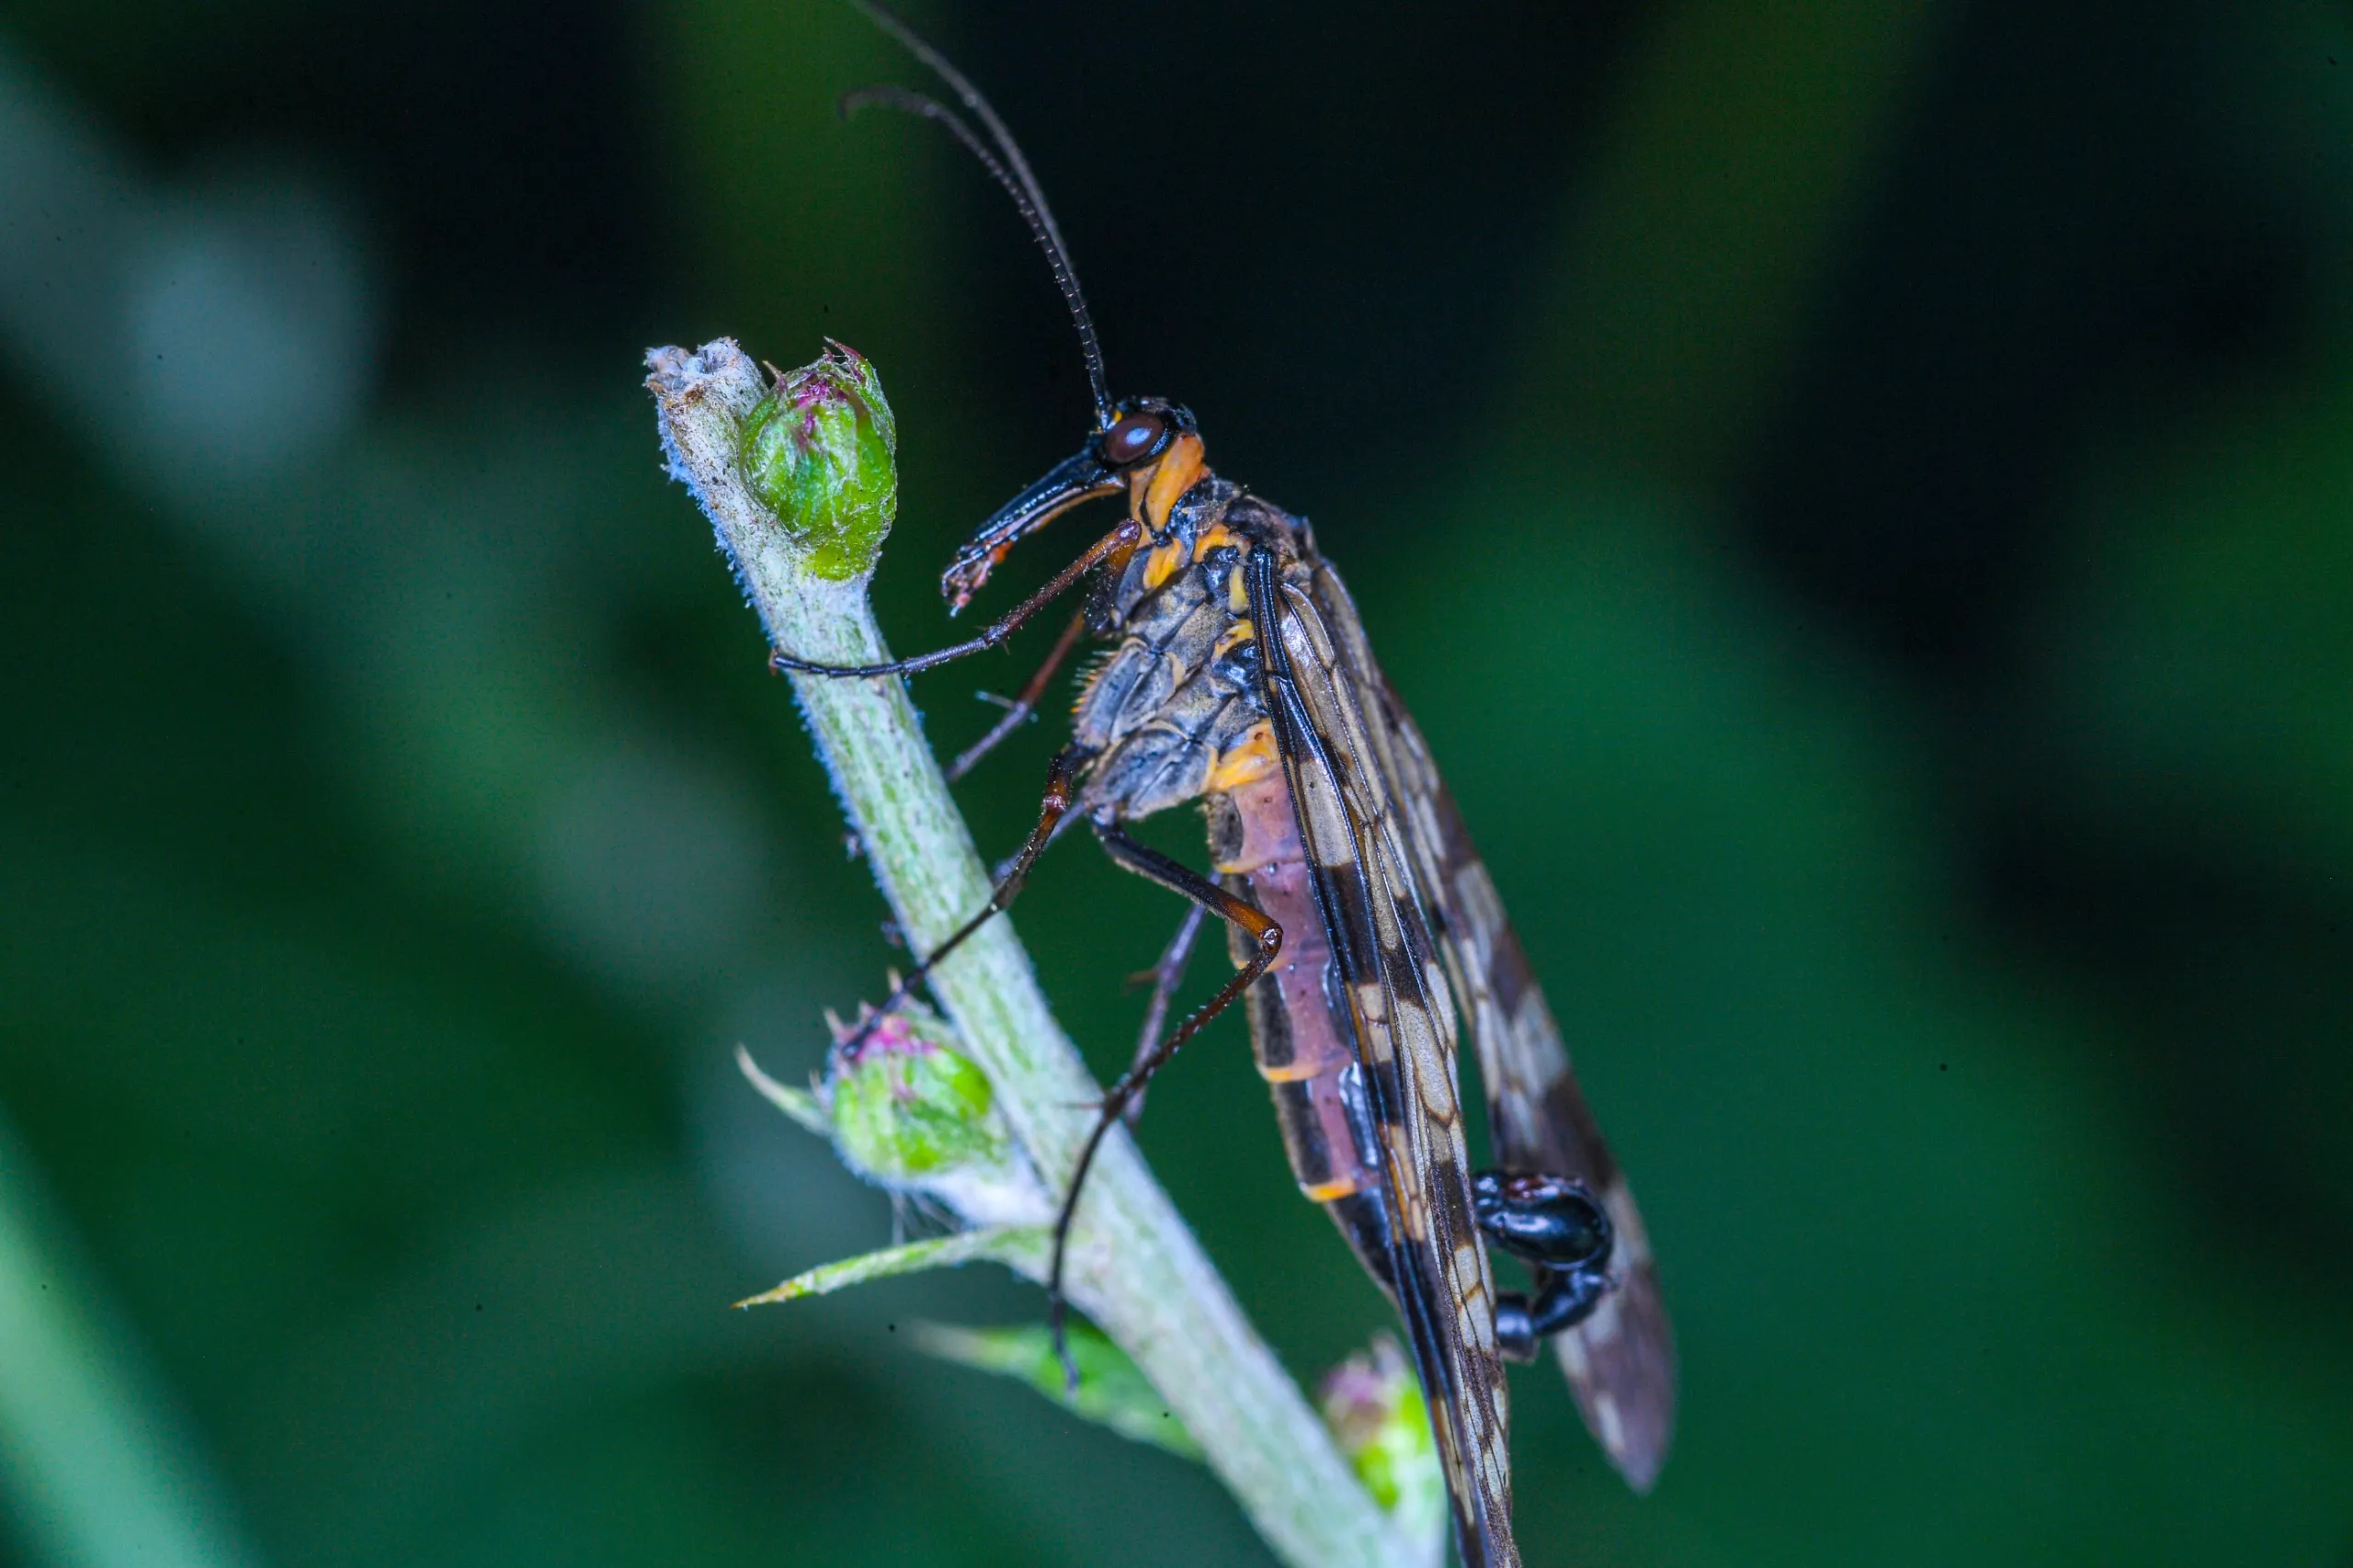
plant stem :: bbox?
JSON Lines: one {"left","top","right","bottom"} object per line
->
{"left": 648, "top": 340, "right": 1414, "bottom": 1568}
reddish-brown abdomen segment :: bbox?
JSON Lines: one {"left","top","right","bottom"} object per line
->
{"left": 1208, "top": 775, "right": 1385, "bottom": 1215}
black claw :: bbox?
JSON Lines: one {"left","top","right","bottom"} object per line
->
{"left": 1050, "top": 1305, "right": 1081, "bottom": 1396}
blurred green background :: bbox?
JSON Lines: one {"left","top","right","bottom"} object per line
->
{"left": 2, "top": 1, "right": 2349, "bottom": 1563}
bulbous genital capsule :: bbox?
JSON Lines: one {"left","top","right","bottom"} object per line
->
{"left": 1470, "top": 1171, "right": 1613, "bottom": 1269}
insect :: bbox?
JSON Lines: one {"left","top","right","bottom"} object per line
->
{"left": 781, "top": 7, "right": 1676, "bottom": 1562}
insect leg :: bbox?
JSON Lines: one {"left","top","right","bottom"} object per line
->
{"left": 945, "top": 608, "right": 1091, "bottom": 782}
{"left": 1045, "top": 825, "right": 1281, "bottom": 1391}
{"left": 767, "top": 518, "right": 1137, "bottom": 679}
{"left": 1120, "top": 903, "right": 1207, "bottom": 1128}
{"left": 841, "top": 744, "right": 1092, "bottom": 1050}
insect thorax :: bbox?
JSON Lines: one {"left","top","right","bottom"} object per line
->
{"left": 1073, "top": 478, "right": 1300, "bottom": 821}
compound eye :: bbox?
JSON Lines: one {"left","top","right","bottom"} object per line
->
{"left": 1100, "top": 409, "right": 1168, "bottom": 468}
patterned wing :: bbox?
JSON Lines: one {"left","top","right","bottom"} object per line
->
{"left": 1307, "top": 557, "right": 1679, "bottom": 1494}
{"left": 1247, "top": 550, "right": 1519, "bottom": 1568}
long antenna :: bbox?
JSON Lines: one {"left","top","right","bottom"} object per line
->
{"left": 847, "top": 0, "right": 1114, "bottom": 427}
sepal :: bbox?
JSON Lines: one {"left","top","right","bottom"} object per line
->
{"left": 915, "top": 1321, "right": 1202, "bottom": 1461}
{"left": 734, "top": 1227, "right": 1048, "bottom": 1308}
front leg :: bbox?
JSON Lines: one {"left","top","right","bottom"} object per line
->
{"left": 839, "top": 744, "right": 1092, "bottom": 1052}
{"left": 768, "top": 518, "right": 1138, "bottom": 679}
{"left": 1472, "top": 1171, "right": 1618, "bottom": 1363}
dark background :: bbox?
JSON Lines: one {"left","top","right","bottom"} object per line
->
{"left": 3, "top": 1, "right": 2349, "bottom": 1564}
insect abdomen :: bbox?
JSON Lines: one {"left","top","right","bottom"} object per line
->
{"left": 1207, "top": 776, "right": 1390, "bottom": 1253}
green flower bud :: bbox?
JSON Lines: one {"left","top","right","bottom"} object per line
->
{"left": 739, "top": 340, "right": 897, "bottom": 581}
{"left": 807, "top": 999, "right": 1048, "bottom": 1226}
{"left": 1319, "top": 1335, "right": 1444, "bottom": 1548}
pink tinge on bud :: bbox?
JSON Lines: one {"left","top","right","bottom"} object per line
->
{"left": 1318, "top": 1360, "right": 1391, "bottom": 1449}
{"left": 830, "top": 1003, "right": 934, "bottom": 1067}
{"left": 1315, "top": 1335, "right": 1438, "bottom": 1533}
{"left": 1316, "top": 1335, "right": 1416, "bottom": 1450}
{"left": 786, "top": 376, "right": 841, "bottom": 445}
{"left": 779, "top": 343, "right": 879, "bottom": 437}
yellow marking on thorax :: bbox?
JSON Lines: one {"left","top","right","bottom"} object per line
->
{"left": 1300, "top": 1173, "right": 1370, "bottom": 1204}
{"left": 1211, "top": 619, "right": 1255, "bottom": 659}
{"left": 1190, "top": 521, "right": 1240, "bottom": 562}
{"left": 1140, "top": 537, "right": 1187, "bottom": 591}
{"left": 1203, "top": 721, "right": 1279, "bottom": 793}
{"left": 1227, "top": 569, "right": 1250, "bottom": 614}
{"left": 1141, "top": 433, "right": 1207, "bottom": 532}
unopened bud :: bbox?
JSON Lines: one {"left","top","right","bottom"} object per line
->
{"left": 827, "top": 1001, "right": 1002, "bottom": 1176}
{"left": 816, "top": 1001, "right": 1044, "bottom": 1226}
{"left": 1319, "top": 1335, "right": 1444, "bottom": 1551}
{"left": 739, "top": 340, "right": 897, "bottom": 581}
